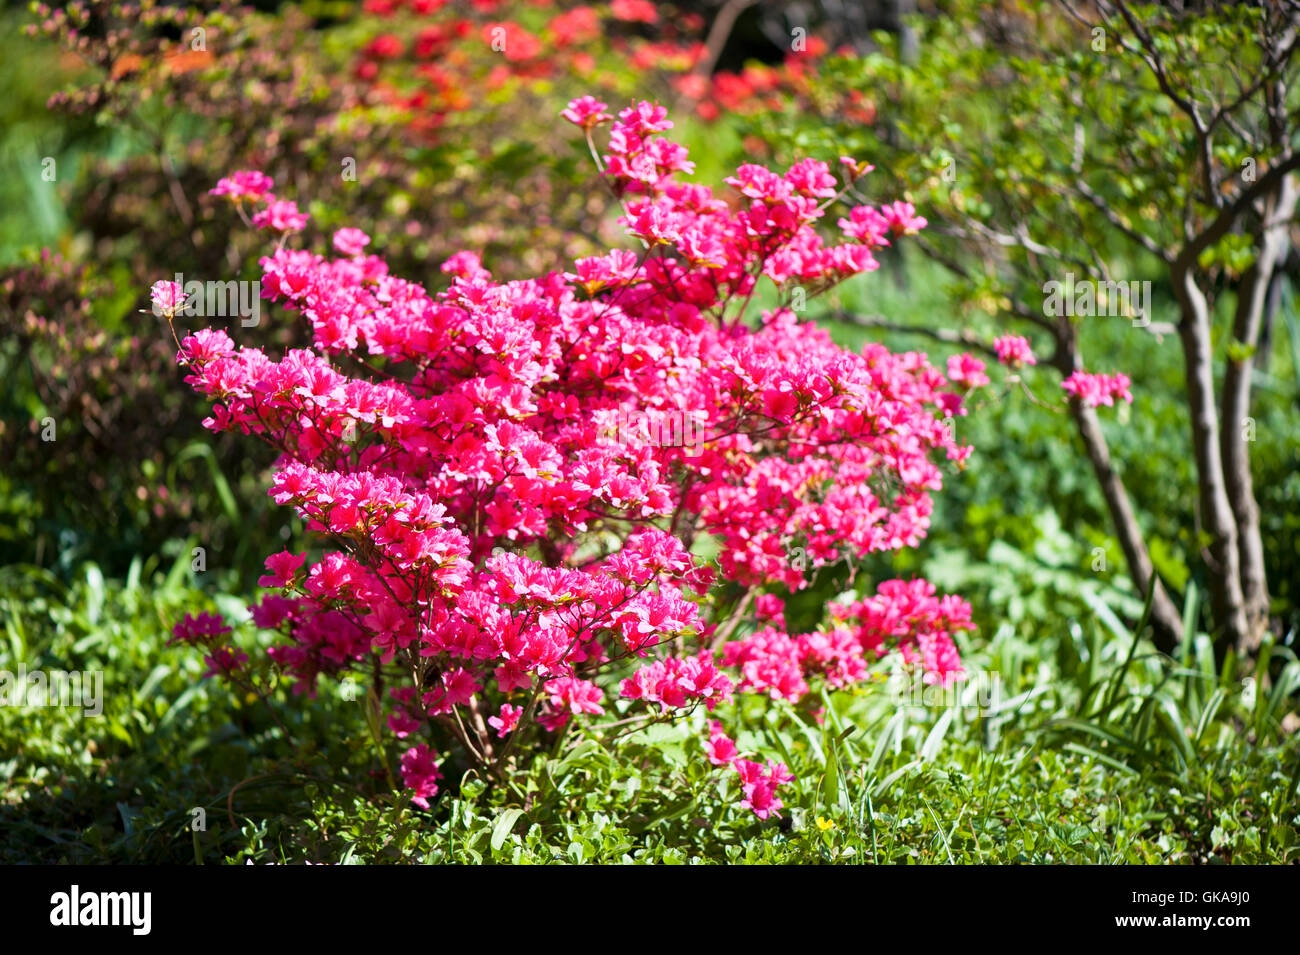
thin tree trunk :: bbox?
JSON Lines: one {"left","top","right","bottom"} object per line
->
{"left": 1069, "top": 399, "right": 1184, "bottom": 653}
{"left": 1252, "top": 258, "right": 1288, "bottom": 374}
{"left": 1172, "top": 268, "right": 1250, "bottom": 652}
{"left": 1220, "top": 176, "right": 1296, "bottom": 651}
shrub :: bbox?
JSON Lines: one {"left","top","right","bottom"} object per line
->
{"left": 347, "top": 0, "right": 833, "bottom": 130}
{"left": 166, "top": 98, "right": 978, "bottom": 816}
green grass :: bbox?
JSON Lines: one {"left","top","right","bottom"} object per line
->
{"left": 2, "top": 553, "right": 1295, "bottom": 864}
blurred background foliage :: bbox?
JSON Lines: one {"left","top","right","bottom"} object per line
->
{"left": 0, "top": 0, "right": 1296, "bottom": 862}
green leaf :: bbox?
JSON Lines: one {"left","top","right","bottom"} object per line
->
{"left": 822, "top": 720, "right": 840, "bottom": 808}
{"left": 491, "top": 808, "right": 524, "bottom": 852}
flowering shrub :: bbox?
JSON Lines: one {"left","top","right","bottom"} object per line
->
{"left": 349, "top": 0, "right": 838, "bottom": 134}
{"left": 166, "top": 98, "right": 977, "bottom": 819}
{"left": 1061, "top": 371, "right": 1134, "bottom": 409}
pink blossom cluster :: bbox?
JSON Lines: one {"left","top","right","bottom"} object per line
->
{"left": 946, "top": 353, "right": 989, "bottom": 391}
{"left": 170, "top": 611, "right": 233, "bottom": 646}
{"left": 736, "top": 758, "right": 795, "bottom": 820}
{"left": 719, "top": 577, "right": 971, "bottom": 700}
{"left": 400, "top": 743, "right": 443, "bottom": 809}
{"left": 209, "top": 170, "right": 307, "bottom": 234}
{"left": 209, "top": 170, "right": 274, "bottom": 203}
{"left": 705, "top": 720, "right": 739, "bottom": 765}
{"left": 619, "top": 653, "right": 733, "bottom": 712}
{"left": 993, "top": 334, "right": 1036, "bottom": 368}
{"left": 169, "top": 99, "right": 975, "bottom": 819}
{"left": 701, "top": 721, "right": 792, "bottom": 820}
{"left": 1061, "top": 370, "right": 1134, "bottom": 408}
{"left": 252, "top": 200, "right": 310, "bottom": 234}
{"left": 169, "top": 612, "right": 248, "bottom": 679}
{"left": 831, "top": 579, "right": 973, "bottom": 687}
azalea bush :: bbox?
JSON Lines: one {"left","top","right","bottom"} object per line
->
{"left": 349, "top": 0, "right": 837, "bottom": 130}
{"left": 162, "top": 98, "right": 982, "bottom": 817}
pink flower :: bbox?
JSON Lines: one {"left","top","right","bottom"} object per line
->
{"left": 734, "top": 758, "right": 794, "bottom": 820}
{"left": 937, "top": 390, "right": 966, "bottom": 418}
{"left": 169, "top": 611, "right": 232, "bottom": 647}
{"left": 150, "top": 280, "right": 188, "bottom": 317}
{"left": 721, "top": 628, "right": 810, "bottom": 702}
{"left": 550, "top": 7, "right": 600, "bottom": 46}
{"left": 257, "top": 550, "right": 308, "bottom": 588}
{"left": 441, "top": 250, "right": 489, "bottom": 280}
{"left": 754, "top": 593, "right": 786, "bottom": 629}
{"left": 249, "top": 595, "right": 299, "bottom": 629}
{"left": 209, "top": 170, "right": 274, "bottom": 203}
{"left": 785, "top": 158, "right": 838, "bottom": 199}
{"left": 619, "top": 654, "right": 734, "bottom": 712}
{"left": 624, "top": 200, "right": 685, "bottom": 245}
{"left": 726, "top": 164, "right": 792, "bottom": 202}
{"left": 831, "top": 579, "right": 972, "bottom": 687}
{"left": 423, "top": 667, "right": 481, "bottom": 714}
{"left": 838, "top": 206, "right": 892, "bottom": 247}
{"left": 879, "top": 200, "right": 928, "bottom": 235}
{"left": 1062, "top": 370, "right": 1133, "bottom": 408}
{"left": 611, "top": 0, "right": 658, "bottom": 23}
{"left": 993, "top": 335, "right": 1036, "bottom": 368}
{"left": 488, "top": 703, "right": 522, "bottom": 737}
{"left": 565, "top": 248, "right": 641, "bottom": 293}
{"left": 400, "top": 744, "right": 442, "bottom": 809}
{"left": 481, "top": 22, "right": 541, "bottom": 62}
{"left": 252, "top": 199, "right": 308, "bottom": 233}
{"left": 388, "top": 708, "right": 422, "bottom": 739}
{"left": 705, "top": 721, "right": 738, "bottom": 766}
{"left": 561, "top": 95, "right": 611, "bottom": 129}
{"left": 333, "top": 228, "right": 371, "bottom": 257}
{"left": 546, "top": 677, "right": 605, "bottom": 716}
{"left": 946, "top": 353, "right": 989, "bottom": 390}
{"left": 364, "top": 34, "right": 403, "bottom": 60}
{"left": 536, "top": 677, "right": 604, "bottom": 731}
{"left": 179, "top": 327, "right": 234, "bottom": 362}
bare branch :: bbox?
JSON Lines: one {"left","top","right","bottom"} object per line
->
{"left": 1176, "top": 150, "right": 1300, "bottom": 272}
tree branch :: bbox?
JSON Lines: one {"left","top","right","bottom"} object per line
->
{"left": 823, "top": 311, "right": 1001, "bottom": 359}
